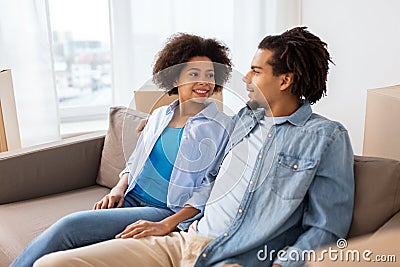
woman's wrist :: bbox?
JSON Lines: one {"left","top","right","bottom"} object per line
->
{"left": 114, "top": 173, "right": 129, "bottom": 191}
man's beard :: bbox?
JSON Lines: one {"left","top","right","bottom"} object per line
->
{"left": 246, "top": 99, "right": 269, "bottom": 110}
{"left": 246, "top": 99, "right": 271, "bottom": 116}
{"left": 246, "top": 99, "right": 260, "bottom": 110}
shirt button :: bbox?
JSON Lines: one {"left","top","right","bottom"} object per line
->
{"left": 223, "top": 233, "right": 229, "bottom": 237}
{"left": 202, "top": 253, "right": 207, "bottom": 258}
{"left": 238, "top": 208, "right": 243, "bottom": 213}
{"left": 249, "top": 180, "right": 254, "bottom": 185}
{"left": 293, "top": 164, "right": 298, "bottom": 169}
{"left": 268, "top": 133, "right": 272, "bottom": 138}
{"left": 258, "top": 154, "right": 263, "bottom": 159}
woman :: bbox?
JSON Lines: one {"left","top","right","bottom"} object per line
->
{"left": 11, "top": 33, "right": 233, "bottom": 267}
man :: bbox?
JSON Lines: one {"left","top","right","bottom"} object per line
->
{"left": 34, "top": 27, "right": 354, "bottom": 267}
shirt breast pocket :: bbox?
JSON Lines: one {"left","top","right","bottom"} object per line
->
{"left": 271, "top": 153, "right": 318, "bottom": 200}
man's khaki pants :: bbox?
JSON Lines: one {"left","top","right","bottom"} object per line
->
{"left": 33, "top": 223, "right": 213, "bottom": 267}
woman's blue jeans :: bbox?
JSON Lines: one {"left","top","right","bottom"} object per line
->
{"left": 10, "top": 194, "right": 174, "bottom": 267}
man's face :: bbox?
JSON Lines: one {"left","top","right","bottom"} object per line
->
{"left": 242, "top": 49, "right": 285, "bottom": 111}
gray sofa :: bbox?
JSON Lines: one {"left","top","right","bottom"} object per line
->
{"left": 1, "top": 106, "right": 399, "bottom": 266}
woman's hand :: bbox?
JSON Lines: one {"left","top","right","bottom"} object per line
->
{"left": 115, "top": 220, "right": 175, "bottom": 239}
{"left": 115, "top": 205, "right": 199, "bottom": 239}
{"left": 93, "top": 186, "right": 125, "bottom": 210}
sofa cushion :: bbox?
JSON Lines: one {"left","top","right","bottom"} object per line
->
{"left": 96, "top": 106, "right": 148, "bottom": 188}
{"left": 0, "top": 186, "right": 109, "bottom": 267}
{"left": 348, "top": 155, "right": 400, "bottom": 238}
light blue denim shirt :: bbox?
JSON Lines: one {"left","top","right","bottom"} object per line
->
{"left": 194, "top": 100, "right": 354, "bottom": 267}
{"left": 121, "top": 100, "right": 233, "bottom": 230}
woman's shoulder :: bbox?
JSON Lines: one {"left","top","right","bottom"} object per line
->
{"left": 148, "top": 105, "right": 170, "bottom": 118}
{"left": 151, "top": 99, "right": 179, "bottom": 117}
{"left": 194, "top": 109, "right": 233, "bottom": 136}
{"left": 201, "top": 101, "right": 233, "bottom": 125}
{"left": 212, "top": 110, "right": 234, "bottom": 130}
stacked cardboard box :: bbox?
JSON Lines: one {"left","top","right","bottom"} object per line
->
{"left": 0, "top": 70, "right": 21, "bottom": 152}
{"left": 363, "top": 84, "right": 400, "bottom": 161}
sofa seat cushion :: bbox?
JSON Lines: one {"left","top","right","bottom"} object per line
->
{"left": 0, "top": 185, "right": 109, "bottom": 267}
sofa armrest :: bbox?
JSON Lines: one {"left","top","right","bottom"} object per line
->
{"left": 372, "top": 211, "right": 400, "bottom": 238}
{"left": 308, "top": 229, "right": 400, "bottom": 267}
{"left": 0, "top": 132, "right": 105, "bottom": 204}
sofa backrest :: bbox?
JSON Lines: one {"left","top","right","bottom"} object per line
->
{"left": 348, "top": 155, "right": 400, "bottom": 238}
{"left": 96, "top": 106, "right": 147, "bottom": 188}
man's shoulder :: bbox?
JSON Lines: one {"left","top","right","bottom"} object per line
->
{"left": 304, "top": 113, "right": 348, "bottom": 137}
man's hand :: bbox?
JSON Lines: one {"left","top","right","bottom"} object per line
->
{"left": 93, "top": 186, "right": 125, "bottom": 210}
{"left": 136, "top": 118, "right": 148, "bottom": 137}
{"left": 115, "top": 220, "right": 175, "bottom": 239}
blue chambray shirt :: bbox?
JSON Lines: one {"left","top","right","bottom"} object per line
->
{"left": 120, "top": 99, "right": 233, "bottom": 230}
{"left": 194, "top": 100, "right": 355, "bottom": 267}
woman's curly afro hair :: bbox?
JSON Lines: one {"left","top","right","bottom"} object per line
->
{"left": 152, "top": 33, "right": 232, "bottom": 95}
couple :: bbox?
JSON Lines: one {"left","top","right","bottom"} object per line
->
{"left": 13, "top": 27, "right": 354, "bottom": 267}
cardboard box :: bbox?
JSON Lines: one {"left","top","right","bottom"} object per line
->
{"left": 0, "top": 100, "right": 7, "bottom": 152}
{"left": 134, "top": 88, "right": 223, "bottom": 114}
{"left": 363, "top": 84, "right": 400, "bottom": 161}
{"left": 0, "top": 70, "right": 21, "bottom": 151}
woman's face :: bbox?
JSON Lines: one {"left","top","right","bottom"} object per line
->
{"left": 175, "top": 56, "right": 215, "bottom": 105}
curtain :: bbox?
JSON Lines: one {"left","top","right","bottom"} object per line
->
{"left": 0, "top": 0, "right": 60, "bottom": 147}
{"left": 0, "top": 0, "right": 301, "bottom": 147}
{"left": 110, "top": 0, "right": 302, "bottom": 115}
{"left": 110, "top": 0, "right": 237, "bottom": 107}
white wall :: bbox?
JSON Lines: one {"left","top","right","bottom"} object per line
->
{"left": 224, "top": 0, "right": 303, "bottom": 116}
{"left": 301, "top": 0, "right": 400, "bottom": 154}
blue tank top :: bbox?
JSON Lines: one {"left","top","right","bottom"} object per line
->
{"left": 131, "top": 126, "right": 184, "bottom": 208}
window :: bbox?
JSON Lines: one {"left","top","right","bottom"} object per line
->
{"left": 48, "top": 0, "right": 111, "bottom": 136}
